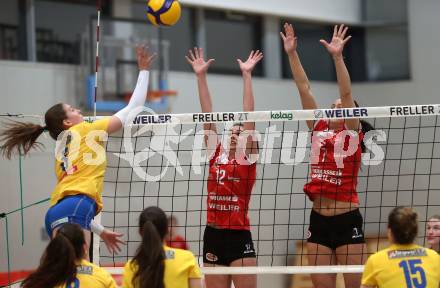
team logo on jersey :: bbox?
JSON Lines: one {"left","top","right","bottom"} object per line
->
{"left": 77, "top": 265, "right": 93, "bottom": 275}
{"left": 205, "top": 253, "right": 218, "bottom": 262}
{"left": 352, "top": 227, "right": 363, "bottom": 239}
{"left": 116, "top": 107, "right": 193, "bottom": 182}
{"left": 165, "top": 250, "right": 175, "bottom": 260}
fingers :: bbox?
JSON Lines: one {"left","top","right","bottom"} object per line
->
{"left": 206, "top": 58, "right": 215, "bottom": 65}
{"left": 195, "top": 47, "right": 200, "bottom": 59}
{"left": 147, "top": 52, "right": 157, "bottom": 63}
{"left": 280, "top": 31, "right": 286, "bottom": 41}
{"left": 249, "top": 50, "right": 255, "bottom": 59}
{"left": 188, "top": 49, "right": 195, "bottom": 61}
{"left": 287, "top": 23, "right": 295, "bottom": 37}
{"left": 334, "top": 24, "right": 349, "bottom": 39}
{"left": 319, "top": 39, "right": 330, "bottom": 49}
{"left": 341, "top": 26, "right": 349, "bottom": 39}
{"left": 253, "top": 50, "right": 263, "bottom": 61}
{"left": 343, "top": 35, "right": 352, "bottom": 44}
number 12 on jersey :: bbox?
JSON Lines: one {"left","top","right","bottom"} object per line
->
{"left": 216, "top": 169, "right": 226, "bottom": 185}
{"left": 399, "top": 259, "right": 427, "bottom": 288}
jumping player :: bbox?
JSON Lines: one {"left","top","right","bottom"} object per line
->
{"left": 186, "top": 47, "right": 262, "bottom": 288}
{"left": 122, "top": 206, "right": 202, "bottom": 288}
{"left": 22, "top": 223, "right": 117, "bottom": 288}
{"left": 361, "top": 207, "right": 440, "bottom": 288}
{"left": 281, "top": 23, "right": 373, "bottom": 288}
{"left": 0, "top": 45, "right": 155, "bottom": 254}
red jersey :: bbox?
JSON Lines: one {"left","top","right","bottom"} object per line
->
{"left": 304, "top": 120, "right": 363, "bottom": 204}
{"left": 207, "top": 144, "right": 256, "bottom": 230}
{"left": 166, "top": 235, "right": 189, "bottom": 250}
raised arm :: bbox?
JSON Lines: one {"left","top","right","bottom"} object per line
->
{"left": 320, "top": 24, "right": 359, "bottom": 130}
{"left": 185, "top": 47, "right": 217, "bottom": 147}
{"left": 281, "top": 23, "right": 317, "bottom": 129}
{"left": 107, "top": 45, "right": 156, "bottom": 134}
{"left": 237, "top": 50, "right": 263, "bottom": 157}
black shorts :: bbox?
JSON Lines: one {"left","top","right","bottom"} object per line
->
{"left": 307, "top": 209, "right": 365, "bottom": 250}
{"left": 203, "top": 225, "right": 256, "bottom": 266}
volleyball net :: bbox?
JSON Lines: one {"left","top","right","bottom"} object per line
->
{"left": 94, "top": 104, "right": 440, "bottom": 277}
{"left": 1, "top": 104, "right": 439, "bottom": 287}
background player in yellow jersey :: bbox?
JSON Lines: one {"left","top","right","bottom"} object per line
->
{"left": 0, "top": 45, "right": 155, "bottom": 254}
{"left": 426, "top": 215, "right": 440, "bottom": 254}
{"left": 361, "top": 207, "right": 440, "bottom": 288}
{"left": 22, "top": 223, "right": 116, "bottom": 288}
{"left": 123, "top": 206, "right": 202, "bottom": 288}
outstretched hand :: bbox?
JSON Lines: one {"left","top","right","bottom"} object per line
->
{"left": 320, "top": 24, "right": 352, "bottom": 58}
{"left": 185, "top": 47, "right": 215, "bottom": 76}
{"left": 237, "top": 50, "right": 263, "bottom": 74}
{"left": 280, "top": 23, "right": 297, "bottom": 55}
{"left": 136, "top": 45, "right": 156, "bottom": 70}
{"left": 100, "top": 229, "right": 125, "bottom": 254}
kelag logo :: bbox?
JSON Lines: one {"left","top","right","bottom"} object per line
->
{"left": 270, "top": 111, "right": 293, "bottom": 121}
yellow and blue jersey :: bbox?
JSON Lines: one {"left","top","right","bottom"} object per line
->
{"left": 55, "top": 259, "right": 116, "bottom": 288}
{"left": 123, "top": 245, "right": 202, "bottom": 288}
{"left": 362, "top": 244, "right": 440, "bottom": 287}
{"left": 50, "top": 118, "right": 110, "bottom": 213}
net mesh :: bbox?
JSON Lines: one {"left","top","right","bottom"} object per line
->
{"left": 97, "top": 105, "right": 440, "bottom": 270}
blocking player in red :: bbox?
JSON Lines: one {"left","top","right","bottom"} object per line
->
{"left": 281, "top": 23, "right": 373, "bottom": 288}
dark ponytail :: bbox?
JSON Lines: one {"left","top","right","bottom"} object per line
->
{"left": 21, "top": 223, "right": 85, "bottom": 288}
{"left": 0, "top": 121, "right": 45, "bottom": 159}
{"left": 0, "top": 103, "right": 67, "bottom": 159}
{"left": 132, "top": 207, "right": 168, "bottom": 288}
{"left": 354, "top": 100, "right": 374, "bottom": 153}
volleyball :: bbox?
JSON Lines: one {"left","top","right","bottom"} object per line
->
{"left": 147, "top": 0, "right": 181, "bottom": 26}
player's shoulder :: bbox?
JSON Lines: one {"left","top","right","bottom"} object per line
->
{"left": 423, "top": 246, "right": 440, "bottom": 259}
{"left": 78, "top": 259, "right": 112, "bottom": 279}
{"left": 123, "top": 259, "right": 136, "bottom": 271}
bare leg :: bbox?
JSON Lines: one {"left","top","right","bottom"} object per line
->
{"left": 336, "top": 243, "right": 367, "bottom": 288}
{"left": 204, "top": 263, "right": 232, "bottom": 288}
{"left": 83, "top": 229, "right": 91, "bottom": 261}
{"left": 307, "top": 242, "right": 337, "bottom": 288}
{"left": 230, "top": 257, "right": 257, "bottom": 288}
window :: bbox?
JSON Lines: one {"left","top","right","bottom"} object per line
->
{"left": 0, "top": 0, "right": 21, "bottom": 60}
{"left": 281, "top": 22, "right": 335, "bottom": 82}
{"left": 280, "top": 20, "right": 408, "bottom": 82}
{"left": 35, "top": 0, "right": 110, "bottom": 64}
{"left": 365, "top": 25, "right": 410, "bottom": 81}
{"left": 205, "top": 10, "right": 263, "bottom": 76}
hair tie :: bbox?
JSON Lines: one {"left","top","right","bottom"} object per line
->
{"left": 43, "top": 126, "right": 49, "bottom": 132}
